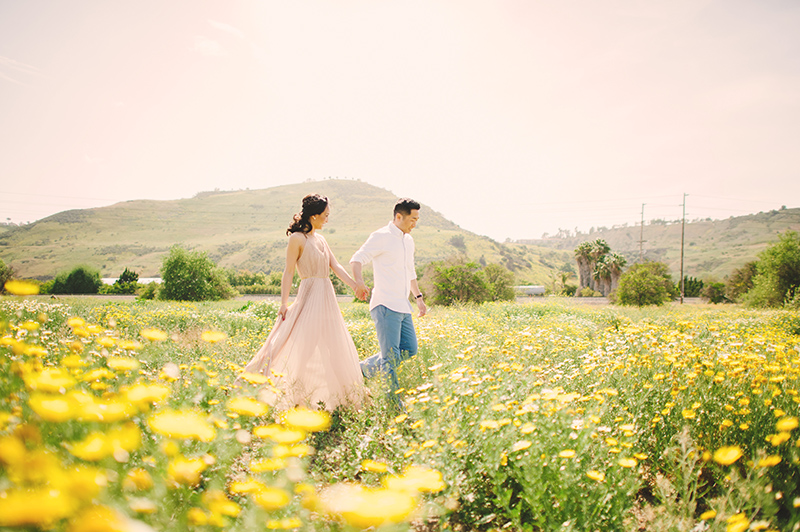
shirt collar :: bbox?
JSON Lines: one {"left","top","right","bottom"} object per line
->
{"left": 387, "top": 221, "right": 404, "bottom": 238}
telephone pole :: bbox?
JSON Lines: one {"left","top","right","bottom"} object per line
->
{"left": 638, "top": 203, "right": 646, "bottom": 262}
{"left": 680, "top": 193, "right": 687, "bottom": 304}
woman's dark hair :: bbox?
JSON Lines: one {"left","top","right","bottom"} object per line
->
{"left": 287, "top": 194, "right": 329, "bottom": 235}
{"left": 394, "top": 198, "right": 420, "bottom": 216}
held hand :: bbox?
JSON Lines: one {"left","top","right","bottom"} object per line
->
{"left": 278, "top": 303, "right": 288, "bottom": 320}
{"left": 417, "top": 298, "right": 427, "bottom": 317}
{"left": 355, "top": 283, "right": 370, "bottom": 302}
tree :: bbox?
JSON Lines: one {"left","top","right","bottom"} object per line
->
{"left": 484, "top": 263, "right": 516, "bottom": 302}
{"left": 0, "top": 259, "right": 14, "bottom": 294}
{"left": 681, "top": 276, "right": 704, "bottom": 298}
{"left": 160, "top": 246, "right": 236, "bottom": 301}
{"left": 104, "top": 267, "right": 139, "bottom": 295}
{"left": 614, "top": 262, "right": 676, "bottom": 307}
{"left": 423, "top": 259, "right": 489, "bottom": 306}
{"left": 702, "top": 282, "right": 727, "bottom": 304}
{"left": 725, "top": 261, "right": 757, "bottom": 302}
{"left": 575, "top": 241, "right": 623, "bottom": 297}
{"left": 743, "top": 231, "right": 800, "bottom": 308}
{"left": 574, "top": 241, "right": 593, "bottom": 296}
{"left": 50, "top": 265, "right": 102, "bottom": 294}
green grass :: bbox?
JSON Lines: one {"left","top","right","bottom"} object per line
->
{"left": 0, "top": 180, "right": 569, "bottom": 285}
{"left": 2, "top": 296, "right": 799, "bottom": 531}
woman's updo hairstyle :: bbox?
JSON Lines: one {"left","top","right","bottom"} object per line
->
{"left": 287, "top": 194, "right": 329, "bottom": 235}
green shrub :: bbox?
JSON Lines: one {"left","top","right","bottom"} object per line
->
{"left": 743, "top": 231, "right": 800, "bottom": 308}
{"left": 701, "top": 281, "right": 728, "bottom": 304}
{"left": 725, "top": 261, "right": 757, "bottom": 302}
{"left": 0, "top": 259, "right": 14, "bottom": 293}
{"left": 681, "top": 276, "right": 704, "bottom": 297}
{"left": 615, "top": 261, "right": 676, "bottom": 307}
{"left": 159, "top": 245, "right": 235, "bottom": 301}
{"left": 138, "top": 282, "right": 159, "bottom": 300}
{"left": 50, "top": 265, "right": 102, "bottom": 294}
{"left": 483, "top": 263, "right": 515, "bottom": 302}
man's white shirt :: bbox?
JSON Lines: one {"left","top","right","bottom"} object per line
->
{"left": 351, "top": 221, "right": 416, "bottom": 313}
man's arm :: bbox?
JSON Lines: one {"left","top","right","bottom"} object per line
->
{"left": 410, "top": 279, "right": 427, "bottom": 317}
{"left": 350, "top": 260, "right": 370, "bottom": 301}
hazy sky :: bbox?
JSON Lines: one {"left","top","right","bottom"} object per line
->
{"left": 2, "top": 0, "right": 798, "bottom": 241}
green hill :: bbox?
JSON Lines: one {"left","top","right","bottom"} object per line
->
{"left": 516, "top": 207, "right": 800, "bottom": 280}
{"left": 0, "top": 180, "right": 569, "bottom": 284}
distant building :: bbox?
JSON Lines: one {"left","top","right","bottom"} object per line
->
{"left": 515, "top": 285, "right": 545, "bottom": 296}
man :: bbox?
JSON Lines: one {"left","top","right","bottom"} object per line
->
{"left": 350, "top": 198, "right": 427, "bottom": 398}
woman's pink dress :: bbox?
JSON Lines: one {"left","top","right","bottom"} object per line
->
{"left": 241, "top": 233, "right": 365, "bottom": 411}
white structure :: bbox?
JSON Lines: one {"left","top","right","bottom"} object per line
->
{"left": 515, "top": 285, "right": 546, "bottom": 296}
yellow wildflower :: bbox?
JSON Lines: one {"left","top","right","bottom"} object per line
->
{"left": 238, "top": 372, "right": 269, "bottom": 385}
{"left": 107, "top": 356, "right": 140, "bottom": 372}
{"left": 253, "top": 424, "right": 306, "bottom": 444}
{"left": 713, "top": 446, "right": 743, "bottom": 466}
{"left": 123, "top": 468, "right": 154, "bottom": 491}
{"left": 362, "top": 459, "right": 389, "bottom": 472}
{"left": 28, "top": 393, "right": 79, "bottom": 422}
{"left": 0, "top": 489, "right": 74, "bottom": 527}
{"left": 618, "top": 458, "right": 638, "bottom": 468}
{"left": 140, "top": 328, "right": 168, "bottom": 341}
{"left": 201, "top": 330, "right": 227, "bottom": 343}
{"left": 776, "top": 416, "right": 798, "bottom": 432}
{"left": 252, "top": 487, "right": 292, "bottom": 511}
{"left": 228, "top": 396, "right": 269, "bottom": 417}
{"left": 283, "top": 407, "right": 331, "bottom": 432}
{"left": 586, "top": 470, "right": 605, "bottom": 482}
{"left": 559, "top": 450, "right": 576, "bottom": 459}
{"left": 700, "top": 510, "right": 717, "bottom": 520}
{"left": 148, "top": 410, "right": 216, "bottom": 442}
{"left": 756, "top": 455, "right": 782, "bottom": 468}
{"left": 383, "top": 465, "right": 445, "bottom": 494}
{"left": 250, "top": 458, "right": 287, "bottom": 472}
{"left": 4, "top": 280, "right": 40, "bottom": 296}
{"left": 168, "top": 457, "right": 208, "bottom": 486}
{"left": 512, "top": 440, "right": 531, "bottom": 452}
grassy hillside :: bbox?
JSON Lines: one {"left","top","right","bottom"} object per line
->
{"left": 0, "top": 180, "right": 568, "bottom": 284}
{"left": 517, "top": 207, "right": 800, "bottom": 280}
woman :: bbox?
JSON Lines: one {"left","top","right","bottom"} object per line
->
{"left": 240, "top": 194, "right": 366, "bottom": 411}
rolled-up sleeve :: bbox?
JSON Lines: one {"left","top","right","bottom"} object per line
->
{"left": 351, "top": 231, "right": 383, "bottom": 265}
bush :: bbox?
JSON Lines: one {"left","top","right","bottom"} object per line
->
{"left": 100, "top": 268, "right": 140, "bottom": 295}
{"left": 579, "top": 286, "right": 601, "bottom": 297}
{"left": 743, "top": 231, "right": 800, "bottom": 308}
{"left": 138, "top": 282, "right": 159, "bottom": 300}
{"left": 681, "top": 276, "right": 704, "bottom": 297}
{"left": 483, "top": 263, "right": 516, "bottom": 302}
{"left": 425, "top": 260, "right": 489, "bottom": 306}
{"left": 0, "top": 259, "right": 14, "bottom": 293}
{"left": 701, "top": 282, "right": 728, "bottom": 304}
{"left": 50, "top": 265, "right": 102, "bottom": 294}
{"left": 159, "top": 246, "right": 235, "bottom": 301}
{"left": 615, "top": 262, "right": 676, "bottom": 307}
{"left": 725, "top": 262, "right": 757, "bottom": 302}
{"left": 421, "top": 259, "right": 516, "bottom": 306}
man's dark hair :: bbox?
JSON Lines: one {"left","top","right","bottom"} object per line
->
{"left": 394, "top": 198, "right": 420, "bottom": 216}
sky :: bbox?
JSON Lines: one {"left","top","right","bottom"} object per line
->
{"left": 1, "top": 0, "right": 799, "bottom": 241}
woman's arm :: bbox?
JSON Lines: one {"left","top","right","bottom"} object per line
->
{"left": 279, "top": 234, "right": 303, "bottom": 319}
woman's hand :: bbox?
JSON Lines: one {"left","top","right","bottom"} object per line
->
{"left": 279, "top": 303, "right": 288, "bottom": 320}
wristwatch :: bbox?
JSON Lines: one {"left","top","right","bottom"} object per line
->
{"left": 415, "top": 294, "right": 423, "bottom": 299}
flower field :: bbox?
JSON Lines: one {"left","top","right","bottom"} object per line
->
{"left": 1, "top": 291, "right": 799, "bottom": 531}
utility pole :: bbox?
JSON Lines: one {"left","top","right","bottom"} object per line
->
{"left": 638, "top": 203, "right": 646, "bottom": 262}
{"left": 680, "top": 193, "right": 687, "bottom": 304}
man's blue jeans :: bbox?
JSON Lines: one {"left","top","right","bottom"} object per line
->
{"left": 360, "top": 305, "right": 418, "bottom": 395}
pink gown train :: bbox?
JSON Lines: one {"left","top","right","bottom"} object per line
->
{"left": 241, "top": 233, "right": 365, "bottom": 411}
